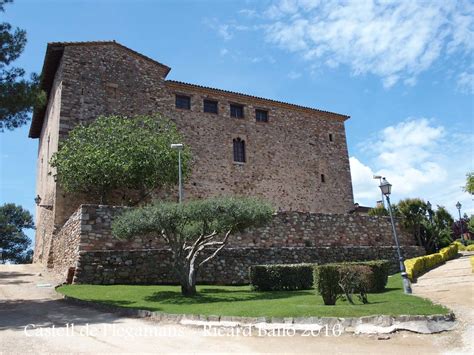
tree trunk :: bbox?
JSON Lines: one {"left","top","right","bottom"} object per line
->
{"left": 175, "top": 255, "right": 198, "bottom": 297}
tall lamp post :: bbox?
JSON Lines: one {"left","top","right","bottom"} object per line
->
{"left": 373, "top": 175, "right": 385, "bottom": 208}
{"left": 171, "top": 143, "right": 184, "bottom": 203}
{"left": 379, "top": 178, "right": 412, "bottom": 294}
{"left": 455, "top": 201, "right": 466, "bottom": 246}
{"left": 426, "top": 201, "right": 438, "bottom": 252}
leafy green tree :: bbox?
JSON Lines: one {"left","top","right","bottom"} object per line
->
{"left": 50, "top": 115, "right": 190, "bottom": 204}
{"left": 468, "top": 216, "right": 474, "bottom": 235}
{"left": 397, "top": 198, "right": 428, "bottom": 248}
{"left": 432, "top": 206, "right": 454, "bottom": 248}
{"left": 0, "top": 0, "right": 44, "bottom": 131}
{"left": 367, "top": 205, "right": 389, "bottom": 217}
{"left": 464, "top": 172, "right": 474, "bottom": 194}
{"left": 0, "top": 203, "right": 34, "bottom": 264}
{"left": 112, "top": 197, "right": 273, "bottom": 296}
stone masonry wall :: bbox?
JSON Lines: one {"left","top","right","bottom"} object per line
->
{"left": 74, "top": 246, "right": 424, "bottom": 285}
{"left": 77, "top": 204, "right": 413, "bottom": 252}
{"left": 50, "top": 207, "right": 82, "bottom": 278}
{"left": 52, "top": 204, "right": 424, "bottom": 285}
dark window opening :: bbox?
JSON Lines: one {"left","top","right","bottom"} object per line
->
{"left": 256, "top": 109, "right": 269, "bottom": 122}
{"left": 329, "top": 133, "right": 333, "bottom": 142}
{"left": 233, "top": 138, "right": 246, "bottom": 163}
{"left": 230, "top": 104, "right": 244, "bottom": 118}
{"left": 175, "top": 95, "right": 191, "bottom": 109}
{"left": 321, "top": 174, "right": 326, "bottom": 183}
{"left": 204, "top": 99, "right": 218, "bottom": 114}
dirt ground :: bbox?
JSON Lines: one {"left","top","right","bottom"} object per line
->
{"left": 0, "top": 254, "right": 472, "bottom": 354}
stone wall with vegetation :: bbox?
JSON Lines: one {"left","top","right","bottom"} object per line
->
{"left": 74, "top": 246, "right": 424, "bottom": 285}
{"left": 54, "top": 204, "right": 423, "bottom": 285}
{"left": 77, "top": 204, "right": 413, "bottom": 251}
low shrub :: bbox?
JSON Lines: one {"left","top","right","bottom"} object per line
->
{"left": 337, "top": 264, "right": 372, "bottom": 304}
{"left": 313, "top": 264, "right": 341, "bottom": 305}
{"left": 404, "top": 243, "right": 458, "bottom": 281}
{"left": 454, "top": 241, "right": 474, "bottom": 251}
{"left": 440, "top": 244, "right": 458, "bottom": 261}
{"left": 313, "top": 262, "right": 385, "bottom": 305}
{"left": 345, "top": 260, "right": 390, "bottom": 293}
{"left": 249, "top": 263, "right": 315, "bottom": 291}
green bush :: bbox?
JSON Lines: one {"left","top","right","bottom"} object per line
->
{"left": 337, "top": 264, "right": 372, "bottom": 304}
{"left": 404, "top": 243, "right": 458, "bottom": 281}
{"left": 249, "top": 264, "right": 315, "bottom": 291}
{"left": 345, "top": 260, "right": 390, "bottom": 293}
{"left": 313, "top": 261, "right": 387, "bottom": 305}
{"left": 313, "top": 264, "right": 341, "bottom": 305}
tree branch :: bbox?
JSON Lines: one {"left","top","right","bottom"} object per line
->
{"left": 198, "top": 228, "right": 232, "bottom": 267}
{"left": 186, "top": 231, "right": 217, "bottom": 260}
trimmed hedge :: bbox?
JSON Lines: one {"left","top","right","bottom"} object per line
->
{"left": 249, "top": 263, "right": 315, "bottom": 291}
{"left": 313, "top": 262, "right": 383, "bottom": 305}
{"left": 454, "top": 241, "right": 474, "bottom": 251}
{"left": 250, "top": 260, "right": 390, "bottom": 293}
{"left": 343, "top": 260, "right": 390, "bottom": 293}
{"left": 313, "top": 264, "right": 341, "bottom": 305}
{"left": 404, "top": 243, "right": 458, "bottom": 281}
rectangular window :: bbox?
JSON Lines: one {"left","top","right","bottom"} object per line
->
{"left": 203, "top": 99, "right": 218, "bottom": 114}
{"left": 233, "top": 138, "right": 246, "bottom": 163}
{"left": 255, "top": 109, "right": 269, "bottom": 122}
{"left": 329, "top": 133, "right": 333, "bottom": 142}
{"left": 175, "top": 95, "right": 191, "bottom": 110}
{"left": 321, "top": 174, "right": 326, "bottom": 183}
{"left": 230, "top": 104, "right": 244, "bottom": 118}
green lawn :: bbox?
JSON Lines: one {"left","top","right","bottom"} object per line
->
{"left": 57, "top": 274, "right": 449, "bottom": 318}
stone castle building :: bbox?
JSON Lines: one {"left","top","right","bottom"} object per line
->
{"left": 30, "top": 41, "right": 422, "bottom": 283}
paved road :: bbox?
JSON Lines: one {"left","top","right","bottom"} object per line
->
{"left": 0, "top": 256, "right": 472, "bottom": 354}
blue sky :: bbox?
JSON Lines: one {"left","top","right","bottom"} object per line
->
{"left": 1, "top": 0, "right": 473, "bottom": 243}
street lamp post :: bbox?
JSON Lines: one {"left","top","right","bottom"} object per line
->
{"left": 426, "top": 201, "right": 438, "bottom": 252}
{"left": 379, "top": 178, "right": 412, "bottom": 294}
{"left": 171, "top": 143, "right": 184, "bottom": 203}
{"left": 455, "top": 201, "right": 466, "bottom": 246}
{"left": 373, "top": 175, "right": 385, "bottom": 208}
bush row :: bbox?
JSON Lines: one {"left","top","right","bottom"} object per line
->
{"left": 249, "top": 260, "right": 390, "bottom": 294}
{"left": 454, "top": 241, "right": 474, "bottom": 251}
{"left": 249, "top": 263, "right": 315, "bottom": 291}
{"left": 404, "top": 243, "right": 458, "bottom": 281}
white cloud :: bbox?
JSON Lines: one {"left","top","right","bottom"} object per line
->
{"left": 287, "top": 71, "right": 301, "bottom": 79}
{"left": 351, "top": 118, "right": 473, "bottom": 215}
{"left": 220, "top": 48, "right": 229, "bottom": 56}
{"left": 457, "top": 71, "right": 474, "bottom": 94}
{"left": 239, "top": 9, "right": 258, "bottom": 18}
{"left": 264, "top": 0, "right": 474, "bottom": 88}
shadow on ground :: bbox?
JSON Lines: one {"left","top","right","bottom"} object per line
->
{"left": 0, "top": 299, "right": 125, "bottom": 331}
{"left": 144, "top": 288, "right": 315, "bottom": 305}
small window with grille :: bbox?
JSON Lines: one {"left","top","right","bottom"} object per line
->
{"left": 204, "top": 99, "right": 218, "bottom": 114}
{"left": 233, "top": 138, "right": 246, "bottom": 163}
{"left": 175, "top": 95, "right": 191, "bottom": 109}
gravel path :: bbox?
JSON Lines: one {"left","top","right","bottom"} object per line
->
{"left": 0, "top": 255, "right": 472, "bottom": 354}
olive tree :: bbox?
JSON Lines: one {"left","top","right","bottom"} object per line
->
{"left": 50, "top": 115, "right": 190, "bottom": 204}
{"left": 112, "top": 197, "right": 273, "bottom": 296}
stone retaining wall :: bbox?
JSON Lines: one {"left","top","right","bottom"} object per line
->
{"left": 51, "top": 204, "right": 424, "bottom": 285}
{"left": 73, "top": 246, "right": 424, "bottom": 285}
{"left": 50, "top": 207, "right": 82, "bottom": 278}
{"left": 78, "top": 204, "right": 413, "bottom": 251}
